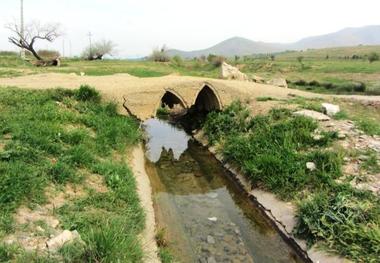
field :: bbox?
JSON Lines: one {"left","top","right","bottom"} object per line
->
{"left": 1, "top": 45, "right": 380, "bottom": 95}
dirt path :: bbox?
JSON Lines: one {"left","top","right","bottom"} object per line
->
{"left": 131, "top": 145, "right": 160, "bottom": 263}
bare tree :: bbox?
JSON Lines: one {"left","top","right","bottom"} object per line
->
{"left": 6, "top": 20, "right": 62, "bottom": 61}
{"left": 150, "top": 45, "right": 170, "bottom": 62}
{"left": 82, "top": 39, "right": 116, "bottom": 60}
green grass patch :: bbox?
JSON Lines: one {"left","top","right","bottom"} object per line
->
{"left": 0, "top": 87, "right": 144, "bottom": 261}
{"left": 355, "top": 118, "right": 380, "bottom": 136}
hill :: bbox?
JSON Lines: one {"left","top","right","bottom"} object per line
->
{"left": 167, "top": 25, "right": 380, "bottom": 58}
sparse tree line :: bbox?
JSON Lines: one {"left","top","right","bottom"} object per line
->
{"left": 5, "top": 19, "right": 116, "bottom": 67}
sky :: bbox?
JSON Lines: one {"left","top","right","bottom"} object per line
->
{"left": 0, "top": 0, "right": 379, "bottom": 58}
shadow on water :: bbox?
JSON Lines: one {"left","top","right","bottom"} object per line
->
{"left": 143, "top": 119, "right": 305, "bottom": 263}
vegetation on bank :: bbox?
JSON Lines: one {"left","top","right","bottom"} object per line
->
{"left": 0, "top": 86, "right": 144, "bottom": 262}
{"left": 202, "top": 102, "right": 380, "bottom": 262}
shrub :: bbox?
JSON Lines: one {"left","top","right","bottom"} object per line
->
{"left": 368, "top": 52, "right": 379, "bottom": 63}
{"left": 75, "top": 85, "right": 101, "bottom": 103}
{"left": 37, "top": 49, "right": 60, "bottom": 59}
{"left": 309, "top": 80, "right": 320, "bottom": 86}
{"left": 294, "top": 79, "right": 307, "bottom": 86}
{"left": 171, "top": 55, "right": 183, "bottom": 66}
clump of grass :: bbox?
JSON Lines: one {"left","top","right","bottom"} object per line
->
{"left": 74, "top": 85, "right": 101, "bottom": 103}
{"left": 355, "top": 118, "right": 380, "bottom": 136}
{"left": 332, "top": 110, "right": 349, "bottom": 120}
{"left": 295, "top": 189, "right": 380, "bottom": 262}
{"left": 256, "top": 96, "right": 275, "bottom": 102}
{"left": 155, "top": 228, "right": 175, "bottom": 263}
{"left": 360, "top": 150, "right": 380, "bottom": 173}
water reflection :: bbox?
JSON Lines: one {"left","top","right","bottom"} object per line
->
{"left": 144, "top": 119, "right": 190, "bottom": 162}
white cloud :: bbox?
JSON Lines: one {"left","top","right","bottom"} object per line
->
{"left": 0, "top": 0, "right": 379, "bottom": 58}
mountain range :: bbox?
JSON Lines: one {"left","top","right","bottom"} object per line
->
{"left": 167, "top": 25, "right": 380, "bottom": 58}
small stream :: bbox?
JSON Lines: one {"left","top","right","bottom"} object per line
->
{"left": 143, "top": 119, "right": 305, "bottom": 263}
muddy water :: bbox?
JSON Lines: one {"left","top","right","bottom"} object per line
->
{"left": 143, "top": 119, "right": 304, "bottom": 263}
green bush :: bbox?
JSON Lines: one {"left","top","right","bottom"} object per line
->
{"left": 75, "top": 85, "right": 101, "bottom": 103}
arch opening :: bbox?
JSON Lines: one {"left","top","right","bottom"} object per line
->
{"left": 179, "top": 85, "right": 222, "bottom": 131}
{"left": 192, "top": 85, "right": 221, "bottom": 113}
{"left": 158, "top": 90, "right": 187, "bottom": 118}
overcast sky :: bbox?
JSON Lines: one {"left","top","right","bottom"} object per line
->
{"left": 0, "top": 0, "right": 379, "bottom": 58}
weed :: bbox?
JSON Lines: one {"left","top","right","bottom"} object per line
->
{"left": 355, "top": 118, "right": 380, "bottom": 136}
{"left": 74, "top": 85, "right": 101, "bottom": 103}
{"left": 256, "top": 96, "right": 275, "bottom": 102}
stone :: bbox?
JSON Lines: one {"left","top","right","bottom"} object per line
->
{"left": 207, "top": 235, "right": 215, "bottom": 244}
{"left": 321, "top": 103, "right": 340, "bottom": 116}
{"left": 337, "top": 132, "right": 347, "bottom": 139}
{"left": 46, "top": 230, "right": 81, "bottom": 251}
{"left": 219, "top": 62, "right": 249, "bottom": 81}
{"left": 312, "top": 134, "right": 324, "bottom": 141}
{"left": 208, "top": 217, "right": 218, "bottom": 222}
{"left": 267, "top": 78, "right": 288, "bottom": 88}
{"left": 293, "top": 110, "right": 331, "bottom": 121}
{"left": 207, "top": 192, "right": 218, "bottom": 199}
{"left": 252, "top": 75, "right": 265, "bottom": 83}
{"left": 306, "top": 162, "right": 316, "bottom": 171}
{"left": 207, "top": 257, "right": 217, "bottom": 263}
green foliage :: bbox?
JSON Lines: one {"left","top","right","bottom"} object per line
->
{"left": 75, "top": 85, "right": 101, "bottom": 103}
{"left": 256, "top": 96, "right": 275, "bottom": 102}
{"left": 203, "top": 101, "right": 250, "bottom": 144}
{"left": 355, "top": 118, "right": 380, "bottom": 136}
{"left": 368, "top": 52, "right": 379, "bottom": 63}
{"left": 159, "top": 248, "right": 175, "bottom": 263}
{"left": 171, "top": 55, "right": 183, "bottom": 66}
{"left": 295, "top": 190, "right": 380, "bottom": 262}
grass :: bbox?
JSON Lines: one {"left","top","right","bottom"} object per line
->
{"left": 202, "top": 101, "right": 380, "bottom": 262}
{"left": 0, "top": 86, "right": 144, "bottom": 262}
{"left": 155, "top": 228, "right": 175, "bottom": 263}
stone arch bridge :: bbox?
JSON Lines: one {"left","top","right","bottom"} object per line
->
{"left": 0, "top": 74, "right": 328, "bottom": 120}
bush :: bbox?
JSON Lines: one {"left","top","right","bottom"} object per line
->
{"left": 294, "top": 79, "right": 307, "bottom": 86}
{"left": 171, "top": 55, "right": 183, "bottom": 66}
{"left": 37, "top": 49, "right": 60, "bottom": 59}
{"left": 207, "top": 54, "right": 225, "bottom": 67}
{"left": 368, "top": 52, "right": 379, "bottom": 63}
{"left": 75, "top": 85, "right": 101, "bottom": 103}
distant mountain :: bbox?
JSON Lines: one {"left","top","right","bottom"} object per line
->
{"left": 167, "top": 25, "right": 380, "bottom": 58}
{"left": 292, "top": 25, "right": 380, "bottom": 50}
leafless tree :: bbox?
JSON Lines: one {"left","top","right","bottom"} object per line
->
{"left": 6, "top": 20, "right": 62, "bottom": 61}
{"left": 150, "top": 45, "right": 170, "bottom": 62}
{"left": 82, "top": 39, "right": 116, "bottom": 60}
